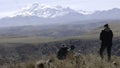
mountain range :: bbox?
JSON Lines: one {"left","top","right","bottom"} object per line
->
{"left": 0, "top": 3, "right": 120, "bottom": 27}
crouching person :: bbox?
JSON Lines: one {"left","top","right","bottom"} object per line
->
{"left": 57, "top": 45, "right": 69, "bottom": 60}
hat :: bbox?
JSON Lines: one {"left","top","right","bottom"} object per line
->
{"left": 61, "top": 44, "right": 66, "bottom": 47}
{"left": 104, "top": 24, "right": 109, "bottom": 28}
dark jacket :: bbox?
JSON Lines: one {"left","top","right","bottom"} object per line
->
{"left": 57, "top": 47, "right": 68, "bottom": 60}
{"left": 100, "top": 28, "right": 113, "bottom": 44}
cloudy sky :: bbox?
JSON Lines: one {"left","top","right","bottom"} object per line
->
{"left": 0, "top": 0, "right": 120, "bottom": 17}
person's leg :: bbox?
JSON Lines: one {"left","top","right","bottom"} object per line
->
{"left": 100, "top": 44, "right": 106, "bottom": 59}
{"left": 107, "top": 45, "right": 112, "bottom": 61}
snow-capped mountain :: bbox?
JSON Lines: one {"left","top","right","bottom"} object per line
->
{"left": 0, "top": 3, "right": 120, "bottom": 27}
{"left": 0, "top": 3, "right": 86, "bottom": 27}
{"left": 13, "top": 3, "right": 120, "bottom": 20}
{"left": 15, "top": 3, "right": 80, "bottom": 18}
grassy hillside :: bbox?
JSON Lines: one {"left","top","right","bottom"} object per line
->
{"left": 1, "top": 54, "right": 120, "bottom": 68}
{"left": 0, "top": 22, "right": 119, "bottom": 66}
{"left": 0, "top": 37, "right": 119, "bottom": 65}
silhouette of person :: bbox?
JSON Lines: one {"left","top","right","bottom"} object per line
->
{"left": 99, "top": 24, "right": 113, "bottom": 61}
{"left": 57, "top": 45, "right": 69, "bottom": 60}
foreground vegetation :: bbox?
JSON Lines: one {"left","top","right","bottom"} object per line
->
{"left": 1, "top": 54, "right": 120, "bottom": 68}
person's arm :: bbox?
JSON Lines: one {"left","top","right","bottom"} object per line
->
{"left": 100, "top": 30, "right": 103, "bottom": 40}
{"left": 112, "top": 31, "right": 113, "bottom": 38}
{"left": 110, "top": 30, "right": 113, "bottom": 39}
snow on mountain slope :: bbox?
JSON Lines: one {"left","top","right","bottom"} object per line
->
{"left": 16, "top": 3, "right": 79, "bottom": 18}
{"left": 78, "top": 10, "right": 93, "bottom": 15}
{"left": 14, "top": 3, "right": 120, "bottom": 19}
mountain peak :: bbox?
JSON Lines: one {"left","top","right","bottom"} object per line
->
{"left": 15, "top": 3, "right": 78, "bottom": 18}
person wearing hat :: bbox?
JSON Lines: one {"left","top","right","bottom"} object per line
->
{"left": 99, "top": 24, "right": 113, "bottom": 61}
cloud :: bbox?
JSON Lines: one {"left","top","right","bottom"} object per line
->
{"left": 0, "top": 11, "right": 16, "bottom": 18}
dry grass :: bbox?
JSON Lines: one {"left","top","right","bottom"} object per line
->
{"left": 1, "top": 53, "right": 120, "bottom": 68}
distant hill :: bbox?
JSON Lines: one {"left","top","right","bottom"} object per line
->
{"left": 0, "top": 20, "right": 119, "bottom": 39}
{"left": 0, "top": 20, "right": 101, "bottom": 38}
{"left": 0, "top": 20, "right": 119, "bottom": 40}
{"left": 80, "top": 22, "right": 120, "bottom": 39}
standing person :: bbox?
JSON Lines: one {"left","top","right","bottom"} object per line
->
{"left": 99, "top": 24, "right": 113, "bottom": 61}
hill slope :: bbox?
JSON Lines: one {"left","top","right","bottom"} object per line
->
{"left": 1, "top": 54, "right": 120, "bottom": 68}
{"left": 0, "top": 22, "right": 119, "bottom": 65}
